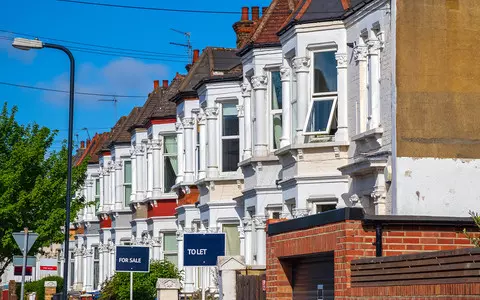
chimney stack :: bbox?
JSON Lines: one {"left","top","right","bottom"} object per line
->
{"left": 262, "top": 7, "right": 267, "bottom": 16}
{"left": 153, "top": 80, "right": 159, "bottom": 89}
{"left": 233, "top": 7, "right": 255, "bottom": 49}
{"left": 252, "top": 6, "right": 260, "bottom": 21}
{"left": 163, "top": 80, "right": 169, "bottom": 88}
{"left": 193, "top": 49, "right": 200, "bottom": 63}
{"left": 86, "top": 139, "right": 91, "bottom": 147}
{"left": 80, "top": 141, "right": 85, "bottom": 149}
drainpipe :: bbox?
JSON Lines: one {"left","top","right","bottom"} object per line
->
{"left": 375, "top": 223, "right": 383, "bottom": 257}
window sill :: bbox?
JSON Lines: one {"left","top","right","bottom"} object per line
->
{"left": 238, "top": 155, "right": 279, "bottom": 167}
{"left": 275, "top": 140, "right": 350, "bottom": 156}
{"left": 351, "top": 127, "right": 383, "bottom": 143}
{"left": 195, "top": 174, "right": 243, "bottom": 186}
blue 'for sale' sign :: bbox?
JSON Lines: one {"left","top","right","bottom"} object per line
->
{"left": 115, "top": 245, "right": 150, "bottom": 272}
{"left": 184, "top": 233, "right": 225, "bottom": 267}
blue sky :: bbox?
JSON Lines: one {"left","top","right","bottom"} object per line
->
{"left": 0, "top": 0, "right": 270, "bottom": 150}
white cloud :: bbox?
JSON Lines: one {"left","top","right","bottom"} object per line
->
{"left": 38, "top": 58, "right": 169, "bottom": 106}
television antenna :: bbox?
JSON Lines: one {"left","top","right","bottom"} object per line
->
{"left": 98, "top": 98, "right": 118, "bottom": 121}
{"left": 81, "top": 128, "right": 91, "bottom": 140}
{"left": 170, "top": 28, "right": 192, "bottom": 62}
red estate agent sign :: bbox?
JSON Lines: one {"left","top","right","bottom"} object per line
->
{"left": 40, "top": 266, "right": 57, "bottom": 271}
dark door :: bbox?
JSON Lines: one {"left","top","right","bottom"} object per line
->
{"left": 292, "top": 254, "right": 334, "bottom": 300}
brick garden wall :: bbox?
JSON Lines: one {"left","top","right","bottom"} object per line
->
{"left": 266, "top": 220, "right": 479, "bottom": 300}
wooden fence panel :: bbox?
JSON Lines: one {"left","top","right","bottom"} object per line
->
{"left": 236, "top": 273, "right": 266, "bottom": 300}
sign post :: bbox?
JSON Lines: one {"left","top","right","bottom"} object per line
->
{"left": 184, "top": 233, "right": 226, "bottom": 300}
{"left": 115, "top": 245, "right": 149, "bottom": 300}
{"left": 12, "top": 228, "right": 38, "bottom": 300}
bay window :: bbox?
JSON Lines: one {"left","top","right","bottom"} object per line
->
{"left": 123, "top": 161, "right": 132, "bottom": 206}
{"left": 304, "top": 51, "right": 338, "bottom": 136}
{"left": 163, "top": 135, "right": 178, "bottom": 193}
{"left": 270, "top": 70, "right": 282, "bottom": 149}
{"left": 221, "top": 103, "right": 239, "bottom": 172}
{"left": 163, "top": 232, "right": 178, "bottom": 266}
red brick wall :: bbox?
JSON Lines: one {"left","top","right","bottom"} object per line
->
{"left": 266, "top": 220, "right": 479, "bottom": 300}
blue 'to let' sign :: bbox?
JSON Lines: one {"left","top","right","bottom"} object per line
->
{"left": 115, "top": 245, "right": 150, "bottom": 272}
{"left": 184, "top": 233, "right": 225, "bottom": 267}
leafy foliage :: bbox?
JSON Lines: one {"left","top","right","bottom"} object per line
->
{"left": 100, "top": 260, "right": 182, "bottom": 300}
{"left": 0, "top": 103, "right": 87, "bottom": 277}
{"left": 464, "top": 211, "right": 480, "bottom": 247}
{"left": 17, "top": 275, "right": 64, "bottom": 300}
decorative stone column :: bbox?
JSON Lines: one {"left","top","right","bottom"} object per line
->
{"left": 254, "top": 216, "right": 266, "bottom": 266}
{"left": 372, "top": 171, "right": 387, "bottom": 215}
{"left": 198, "top": 112, "right": 207, "bottom": 179}
{"left": 103, "top": 244, "right": 110, "bottom": 281}
{"left": 354, "top": 43, "right": 368, "bottom": 133}
{"left": 114, "top": 161, "right": 123, "bottom": 210}
{"left": 243, "top": 218, "right": 253, "bottom": 265}
{"left": 238, "top": 225, "right": 245, "bottom": 257}
{"left": 335, "top": 52, "right": 349, "bottom": 141}
{"left": 241, "top": 82, "right": 252, "bottom": 159}
{"left": 182, "top": 117, "right": 196, "bottom": 183}
{"left": 367, "top": 36, "right": 382, "bottom": 129}
{"left": 84, "top": 248, "right": 93, "bottom": 291}
{"left": 99, "top": 171, "right": 105, "bottom": 211}
{"left": 152, "top": 236, "right": 161, "bottom": 260}
{"left": 291, "top": 57, "right": 311, "bottom": 143}
{"left": 130, "top": 148, "right": 137, "bottom": 203}
{"left": 98, "top": 244, "right": 104, "bottom": 287}
{"left": 82, "top": 246, "right": 87, "bottom": 290}
{"left": 109, "top": 164, "right": 116, "bottom": 210}
{"left": 280, "top": 65, "right": 292, "bottom": 147}
{"left": 175, "top": 122, "right": 185, "bottom": 184}
{"left": 156, "top": 278, "right": 181, "bottom": 300}
{"left": 205, "top": 107, "right": 219, "bottom": 178}
{"left": 44, "top": 281, "right": 57, "bottom": 300}
{"left": 237, "top": 103, "right": 245, "bottom": 162}
{"left": 251, "top": 75, "right": 268, "bottom": 157}
{"left": 146, "top": 142, "right": 154, "bottom": 198}
{"left": 85, "top": 180, "right": 94, "bottom": 220}
{"left": 135, "top": 145, "right": 145, "bottom": 201}
{"left": 109, "top": 242, "right": 115, "bottom": 278}
{"left": 152, "top": 139, "right": 162, "bottom": 197}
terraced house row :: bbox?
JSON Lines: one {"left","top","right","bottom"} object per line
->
{"left": 69, "top": 0, "right": 480, "bottom": 298}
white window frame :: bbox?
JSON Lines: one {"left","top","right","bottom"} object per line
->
{"left": 94, "top": 177, "right": 100, "bottom": 210}
{"left": 267, "top": 69, "right": 283, "bottom": 151}
{"left": 220, "top": 101, "right": 240, "bottom": 173}
{"left": 162, "top": 134, "right": 177, "bottom": 193}
{"left": 162, "top": 231, "right": 178, "bottom": 265}
{"left": 304, "top": 49, "right": 339, "bottom": 136}
{"left": 123, "top": 160, "right": 132, "bottom": 207}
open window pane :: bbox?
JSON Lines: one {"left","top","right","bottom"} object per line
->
{"left": 306, "top": 99, "right": 335, "bottom": 133}
{"left": 223, "top": 224, "right": 240, "bottom": 256}
{"left": 273, "top": 114, "right": 282, "bottom": 149}
{"left": 222, "top": 103, "right": 239, "bottom": 136}
{"left": 164, "top": 156, "right": 177, "bottom": 193}
{"left": 271, "top": 71, "right": 282, "bottom": 109}
{"left": 164, "top": 136, "right": 177, "bottom": 154}
{"left": 164, "top": 233, "right": 178, "bottom": 251}
{"left": 222, "top": 139, "right": 239, "bottom": 172}
{"left": 313, "top": 52, "right": 337, "bottom": 93}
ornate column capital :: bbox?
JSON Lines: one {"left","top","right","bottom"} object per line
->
{"left": 134, "top": 145, "right": 145, "bottom": 156}
{"left": 251, "top": 75, "right": 268, "bottom": 90}
{"left": 353, "top": 45, "right": 368, "bottom": 62}
{"left": 236, "top": 105, "right": 244, "bottom": 118}
{"left": 85, "top": 179, "right": 94, "bottom": 187}
{"left": 175, "top": 121, "right": 183, "bottom": 132}
{"left": 241, "top": 83, "right": 252, "bottom": 97}
{"left": 253, "top": 216, "right": 267, "bottom": 229}
{"left": 280, "top": 66, "right": 291, "bottom": 82}
{"left": 151, "top": 139, "right": 162, "bottom": 150}
{"left": 292, "top": 208, "right": 310, "bottom": 219}
{"left": 181, "top": 117, "right": 195, "bottom": 129}
{"left": 176, "top": 230, "right": 184, "bottom": 240}
{"left": 114, "top": 161, "right": 123, "bottom": 170}
{"left": 204, "top": 107, "right": 219, "bottom": 120}
{"left": 335, "top": 53, "right": 348, "bottom": 69}
{"left": 291, "top": 57, "right": 311, "bottom": 73}
{"left": 367, "top": 39, "right": 383, "bottom": 55}
{"left": 197, "top": 112, "right": 206, "bottom": 125}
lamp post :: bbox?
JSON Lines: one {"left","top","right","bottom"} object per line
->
{"left": 13, "top": 37, "right": 75, "bottom": 300}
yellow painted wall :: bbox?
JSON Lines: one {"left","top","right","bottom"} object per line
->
{"left": 396, "top": 0, "right": 480, "bottom": 158}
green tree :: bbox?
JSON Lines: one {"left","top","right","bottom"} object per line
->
{"left": 0, "top": 103, "right": 87, "bottom": 277}
{"left": 465, "top": 211, "right": 480, "bottom": 247}
{"left": 100, "top": 260, "right": 182, "bottom": 300}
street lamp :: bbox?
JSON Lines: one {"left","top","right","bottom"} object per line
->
{"left": 13, "top": 37, "right": 75, "bottom": 300}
